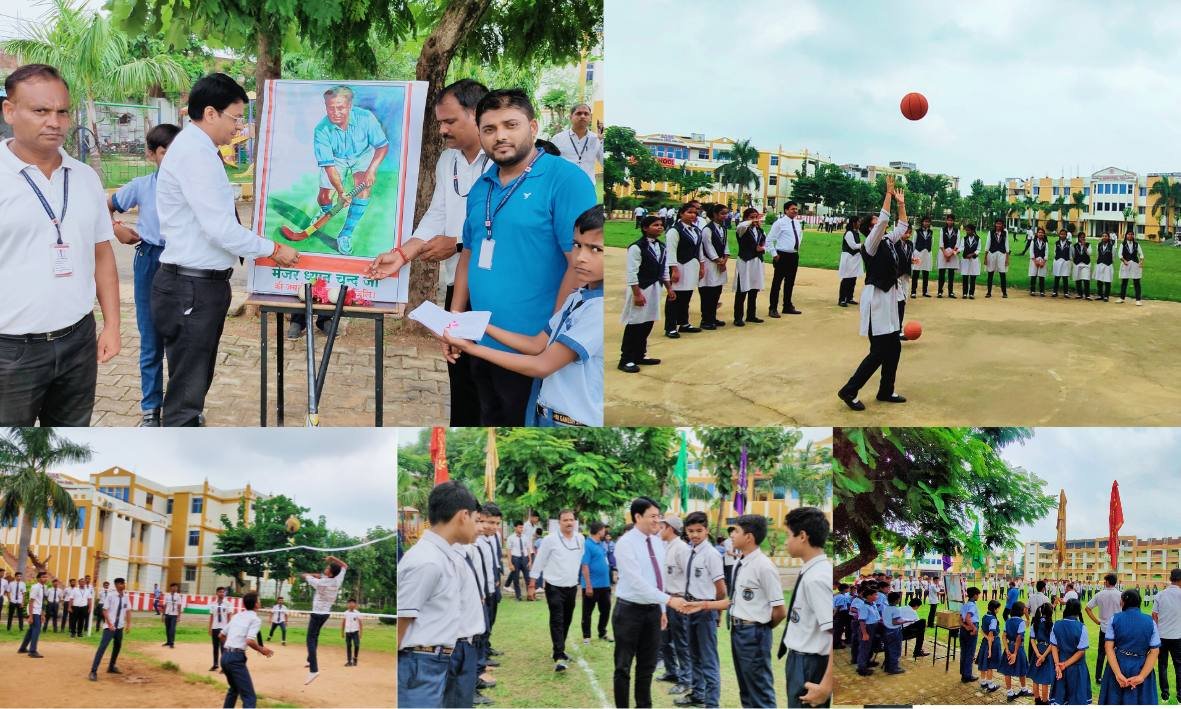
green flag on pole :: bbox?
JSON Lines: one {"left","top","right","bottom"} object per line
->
{"left": 675, "top": 430, "right": 688, "bottom": 511}
{"left": 970, "top": 518, "right": 986, "bottom": 570}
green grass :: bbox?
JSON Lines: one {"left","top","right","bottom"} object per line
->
{"left": 475, "top": 592, "right": 793, "bottom": 708}
{"left": 607, "top": 220, "right": 1181, "bottom": 303}
{"left": 262, "top": 169, "right": 401, "bottom": 259}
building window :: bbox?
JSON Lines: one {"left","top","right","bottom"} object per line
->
{"left": 53, "top": 514, "right": 61, "bottom": 529}
{"left": 770, "top": 156, "right": 779, "bottom": 166}
{"left": 166, "top": 498, "right": 173, "bottom": 514}
{"left": 145, "top": 493, "right": 154, "bottom": 507}
{"left": 1033, "top": 187, "right": 1040, "bottom": 196}
{"left": 76, "top": 508, "right": 85, "bottom": 528}
{"left": 1084, "top": 187, "right": 1090, "bottom": 196}
{"left": 187, "top": 530, "right": 199, "bottom": 546}
{"left": 1139, "top": 206, "right": 1146, "bottom": 215}
{"left": 184, "top": 565, "right": 197, "bottom": 582}
{"left": 98, "top": 486, "right": 129, "bottom": 502}
{"left": 766, "top": 197, "right": 776, "bottom": 208}
{"left": 1053, "top": 187, "right": 1059, "bottom": 196}
{"left": 585, "top": 64, "right": 594, "bottom": 82}
{"left": 1140, "top": 187, "right": 1147, "bottom": 197}
{"left": 191, "top": 497, "right": 203, "bottom": 514}
{"left": 769, "top": 175, "right": 778, "bottom": 186}
{"left": 698, "top": 149, "right": 708, "bottom": 160}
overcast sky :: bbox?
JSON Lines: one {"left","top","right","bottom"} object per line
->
{"left": 606, "top": 0, "right": 1181, "bottom": 189}
{"left": 49, "top": 429, "right": 396, "bottom": 536}
{"left": 999, "top": 428, "right": 1181, "bottom": 544}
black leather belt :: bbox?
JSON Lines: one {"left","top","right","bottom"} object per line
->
{"left": 0, "top": 314, "right": 89, "bottom": 343}
{"left": 617, "top": 599, "right": 660, "bottom": 610}
{"left": 535, "top": 404, "right": 585, "bottom": 427}
{"left": 161, "top": 262, "right": 233, "bottom": 281}
{"left": 732, "top": 618, "right": 769, "bottom": 627}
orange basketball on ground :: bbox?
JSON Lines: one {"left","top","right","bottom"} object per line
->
{"left": 903, "top": 321, "right": 922, "bottom": 340}
{"left": 900, "top": 92, "right": 928, "bottom": 121}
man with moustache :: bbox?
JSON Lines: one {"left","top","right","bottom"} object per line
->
{"left": 444, "top": 89, "right": 596, "bottom": 425}
{"left": 0, "top": 64, "right": 121, "bottom": 425}
{"left": 368, "top": 79, "right": 491, "bottom": 425}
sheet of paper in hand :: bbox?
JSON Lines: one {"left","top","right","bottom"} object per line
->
{"left": 409, "top": 301, "right": 491, "bottom": 341}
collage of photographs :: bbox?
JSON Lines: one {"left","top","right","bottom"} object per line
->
{"left": 0, "top": 0, "right": 1179, "bottom": 708}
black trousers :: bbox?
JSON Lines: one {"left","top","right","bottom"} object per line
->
{"left": 902, "top": 619, "right": 927, "bottom": 654}
{"left": 938, "top": 268, "right": 957, "bottom": 295}
{"left": 267, "top": 621, "right": 287, "bottom": 641}
{"left": 7, "top": 602, "right": 24, "bottom": 631}
{"left": 840, "top": 328, "right": 901, "bottom": 400}
{"left": 91, "top": 628, "right": 123, "bottom": 672}
{"left": 1158, "top": 637, "right": 1181, "bottom": 695}
{"left": 69, "top": 605, "right": 86, "bottom": 635}
{"left": 45, "top": 602, "right": 59, "bottom": 632}
{"left": 444, "top": 284, "right": 481, "bottom": 425}
{"left": 910, "top": 271, "right": 930, "bottom": 296}
{"left": 839, "top": 277, "right": 857, "bottom": 304}
{"left": 582, "top": 587, "right": 612, "bottom": 640}
{"left": 697, "top": 285, "right": 723, "bottom": 325}
{"left": 1030, "top": 276, "right": 1046, "bottom": 294}
{"left": 222, "top": 649, "right": 257, "bottom": 708}
{"left": 306, "top": 612, "right": 330, "bottom": 673}
{"left": 986, "top": 270, "right": 1008, "bottom": 295}
{"left": 613, "top": 600, "right": 662, "bottom": 708}
{"left": 664, "top": 290, "right": 693, "bottom": 333}
{"left": 733, "top": 289, "right": 758, "bottom": 322}
{"left": 0, "top": 313, "right": 97, "bottom": 426}
{"left": 469, "top": 357, "right": 534, "bottom": 426}
{"left": 1120, "top": 278, "right": 1143, "bottom": 300}
{"left": 961, "top": 274, "right": 977, "bottom": 296}
{"left": 770, "top": 251, "right": 800, "bottom": 312}
{"left": 545, "top": 583, "right": 577, "bottom": 660}
{"left": 211, "top": 627, "right": 225, "bottom": 667}
{"left": 619, "top": 322, "right": 654, "bottom": 365}
{"left": 346, "top": 631, "right": 361, "bottom": 662}
{"left": 927, "top": 603, "right": 938, "bottom": 627}
{"left": 507, "top": 555, "right": 530, "bottom": 600}
{"left": 151, "top": 268, "right": 232, "bottom": 427}
{"left": 1075, "top": 278, "right": 1090, "bottom": 298}
{"left": 164, "top": 614, "right": 178, "bottom": 646}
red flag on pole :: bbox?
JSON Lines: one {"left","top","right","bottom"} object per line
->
{"left": 1109, "top": 481, "right": 1124, "bottom": 570}
{"left": 430, "top": 427, "right": 449, "bottom": 485}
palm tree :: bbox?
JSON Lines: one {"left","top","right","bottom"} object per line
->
{"left": 1050, "top": 195, "right": 1069, "bottom": 230}
{"left": 713, "top": 138, "right": 761, "bottom": 208}
{"left": 0, "top": 428, "right": 88, "bottom": 577}
{"left": 1149, "top": 177, "right": 1181, "bottom": 241}
{"left": 1071, "top": 191, "right": 1088, "bottom": 225}
{"left": 2, "top": 0, "right": 188, "bottom": 183}
{"left": 1018, "top": 195, "right": 1041, "bottom": 230}
{"left": 771, "top": 442, "right": 832, "bottom": 507}
{"left": 1123, "top": 205, "right": 1137, "bottom": 236}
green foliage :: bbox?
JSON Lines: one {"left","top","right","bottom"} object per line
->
{"left": 452, "top": 0, "right": 601, "bottom": 70}
{"left": 208, "top": 495, "right": 327, "bottom": 594}
{"left": 605, "top": 126, "right": 667, "bottom": 210}
{"left": 770, "top": 440, "right": 832, "bottom": 507}
{"left": 712, "top": 138, "right": 761, "bottom": 206}
{"left": 832, "top": 427, "right": 1054, "bottom": 580}
{"left": 670, "top": 162, "right": 717, "bottom": 198}
{"left": 1150, "top": 177, "right": 1181, "bottom": 240}
{"left": 694, "top": 428, "right": 800, "bottom": 534}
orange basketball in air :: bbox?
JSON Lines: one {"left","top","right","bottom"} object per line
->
{"left": 903, "top": 321, "right": 922, "bottom": 340}
{"left": 900, "top": 92, "right": 928, "bottom": 121}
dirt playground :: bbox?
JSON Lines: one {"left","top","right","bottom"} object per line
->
{"left": 604, "top": 248, "right": 1181, "bottom": 426}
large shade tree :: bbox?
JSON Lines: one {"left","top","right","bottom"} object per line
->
{"left": 832, "top": 427, "right": 1055, "bottom": 580}
{"left": 0, "top": 428, "right": 88, "bottom": 577}
{"left": 694, "top": 427, "right": 799, "bottom": 536}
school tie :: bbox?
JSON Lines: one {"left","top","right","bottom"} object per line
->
{"left": 644, "top": 536, "right": 663, "bottom": 592}
{"left": 683, "top": 547, "right": 697, "bottom": 597}
{"left": 464, "top": 554, "right": 485, "bottom": 601}
{"left": 115, "top": 594, "right": 124, "bottom": 631}
{"left": 727, "top": 560, "right": 742, "bottom": 630}
{"left": 777, "top": 565, "right": 812, "bottom": 659}
{"left": 475, "top": 544, "right": 489, "bottom": 595}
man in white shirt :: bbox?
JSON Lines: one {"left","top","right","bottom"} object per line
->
{"left": 367, "top": 79, "right": 491, "bottom": 426}
{"left": 613, "top": 497, "right": 695, "bottom": 707}
{"left": 302, "top": 553, "right": 348, "bottom": 684}
{"left": 722, "top": 529, "right": 739, "bottom": 597}
{"left": 44, "top": 578, "right": 62, "bottom": 633}
{"left": 530, "top": 509, "right": 585, "bottom": 672}
{"left": 208, "top": 586, "right": 234, "bottom": 671}
{"left": 767, "top": 200, "right": 804, "bottom": 317}
{"left": 657, "top": 515, "right": 692, "bottom": 693}
{"left": 0, "top": 64, "right": 120, "bottom": 426}
{"left": 551, "top": 103, "right": 602, "bottom": 185}
{"left": 162, "top": 581, "right": 184, "bottom": 648}
{"left": 267, "top": 595, "right": 288, "bottom": 645}
{"left": 1087, "top": 574, "right": 1124, "bottom": 684}
{"left": 17, "top": 570, "right": 48, "bottom": 657}
{"left": 219, "top": 591, "right": 273, "bottom": 707}
{"left": 633, "top": 205, "right": 647, "bottom": 229}
{"left": 88, "top": 577, "right": 130, "bottom": 681}
{"left": 506, "top": 520, "right": 531, "bottom": 601}
{"left": 6, "top": 571, "right": 26, "bottom": 631}
{"left": 153, "top": 72, "right": 299, "bottom": 427}
{"left": 1154, "top": 568, "right": 1181, "bottom": 701}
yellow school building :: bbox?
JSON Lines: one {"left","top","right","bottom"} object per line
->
{"left": 1006, "top": 168, "right": 1181, "bottom": 240}
{"left": 857, "top": 548, "right": 1018, "bottom": 580}
{"left": 0, "top": 467, "right": 265, "bottom": 595}
{"left": 1022, "top": 536, "right": 1181, "bottom": 585}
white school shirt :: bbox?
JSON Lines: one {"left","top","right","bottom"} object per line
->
{"left": 633, "top": 206, "right": 645, "bottom": 217}
{"left": 410, "top": 148, "right": 491, "bottom": 287}
{"left": 531, "top": 531, "right": 585, "bottom": 587}
{"left": 722, "top": 538, "right": 736, "bottom": 567}
{"left": 768, "top": 215, "right": 803, "bottom": 253}
{"left": 663, "top": 536, "right": 691, "bottom": 596}
{"left": 858, "top": 210, "right": 908, "bottom": 336}
{"left": 164, "top": 592, "right": 185, "bottom": 616}
{"left": 271, "top": 604, "right": 288, "bottom": 624}
{"left": 508, "top": 532, "right": 529, "bottom": 558}
{"left": 1085, "top": 588, "right": 1121, "bottom": 631}
{"left": 552, "top": 130, "right": 602, "bottom": 184}
{"left": 45, "top": 586, "right": 60, "bottom": 603}
{"left": 730, "top": 548, "right": 785, "bottom": 624}
{"left": 69, "top": 587, "right": 86, "bottom": 607}
{"left": 0, "top": 140, "right": 114, "bottom": 335}
{"left": 344, "top": 609, "right": 362, "bottom": 633}
{"left": 1027, "top": 591, "right": 1051, "bottom": 618}
{"left": 925, "top": 583, "right": 941, "bottom": 605}
{"left": 615, "top": 527, "right": 669, "bottom": 610}
{"left": 209, "top": 599, "right": 233, "bottom": 630}
{"left": 538, "top": 286, "right": 603, "bottom": 426}
{"left": 1154, "top": 585, "right": 1181, "bottom": 640}
{"left": 304, "top": 566, "right": 347, "bottom": 614}
{"left": 104, "top": 591, "right": 130, "bottom": 630}
{"left": 521, "top": 521, "right": 538, "bottom": 550}
{"left": 157, "top": 124, "right": 273, "bottom": 270}
{"left": 221, "top": 609, "right": 261, "bottom": 650}
{"left": 471, "top": 540, "right": 495, "bottom": 596}
{"left": 455, "top": 543, "right": 486, "bottom": 639}
{"left": 8, "top": 580, "right": 25, "bottom": 604}
{"left": 783, "top": 553, "right": 835, "bottom": 655}
{"left": 684, "top": 540, "right": 724, "bottom": 600}
{"left": 397, "top": 530, "right": 466, "bottom": 648}
{"left": 28, "top": 583, "right": 44, "bottom": 615}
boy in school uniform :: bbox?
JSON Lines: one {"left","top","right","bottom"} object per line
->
{"left": 219, "top": 590, "right": 273, "bottom": 708}
{"left": 1094, "top": 232, "right": 1115, "bottom": 302}
{"left": 208, "top": 586, "right": 234, "bottom": 672}
{"left": 6, "top": 571, "right": 25, "bottom": 631}
{"left": 958, "top": 224, "right": 981, "bottom": 299}
{"left": 833, "top": 584, "right": 852, "bottom": 650}
{"left": 93, "top": 580, "right": 109, "bottom": 630}
{"left": 728, "top": 514, "right": 786, "bottom": 709}
{"left": 853, "top": 586, "right": 880, "bottom": 676}
{"left": 106, "top": 123, "right": 181, "bottom": 427}
{"left": 901, "top": 597, "right": 930, "bottom": 657}
{"left": 444, "top": 205, "right": 604, "bottom": 427}
{"left": 1052, "top": 229, "right": 1073, "bottom": 297}
{"left": 398, "top": 481, "right": 482, "bottom": 709}
{"left": 162, "top": 582, "right": 184, "bottom": 648}
{"left": 911, "top": 216, "right": 934, "bottom": 297}
{"left": 658, "top": 515, "right": 693, "bottom": 695}
{"left": 88, "top": 577, "right": 130, "bottom": 681}
{"left": 44, "top": 578, "right": 62, "bottom": 633}
{"left": 881, "top": 592, "right": 906, "bottom": 674}
{"left": 960, "top": 586, "right": 981, "bottom": 683}
{"left": 733, "top": 208, "right": 767, "bottom": 326}
{"left": 936, "top": 213, "right": 961, "bottom": 298}
{"left": 698, "top": 203, "right": 730, "bottom": 330}
{"left": 17, "top": 570, "right": 48, "bottom": 657}
{"left": 342, "top": 598, "right": 363, "bottom": 666}
{"left": 1072, "top": 232, "right": 1092, "bottom": 300}
{"left": 777, "top": 507, "right": 834, "bottom": 708}
{"left": 619, "top": 215, "right": 669, "bottom": 373}
{"left": 303, "top": 554, "right": 350, "bottom": 685}
{"left": 984, "top": 219, "right": 1010, "bottom": 298}
{"left": 478, "top": 503, "right": 504, "bottom": 657}
{"left": 1028, "top": 228, "right": 1049, "bottom": 296}
{"left": 678, "top": 511, "right": 726, "bottom": 708}
{"left": 267, "top": 596, "right": 288, "bottom": 645}
{"left": 664, "top": 203, "right": 704, "bottom": 337}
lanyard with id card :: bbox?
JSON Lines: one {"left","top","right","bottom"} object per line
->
{"left": 21, "top": 167, "right": 72, "bottom": 278}
{"left": 481, "top": 149, "right": 543, "bottom": 270}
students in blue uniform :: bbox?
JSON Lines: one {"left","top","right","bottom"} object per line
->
{"left": 1098, "top": 589, "right": 1160, "bottom": 705}
{"left": 977, "top": 599, "right": 1002, "bottom": 693}
{"left": 881, "top": 592, "right": 905, "bottom": 674}
{"left": 833, "top": 584, "right": 852, "bottom": 650}
{"left": 853, "top": 586, "right": 881, "bottom": 676}
{"left": 1050, "top": 598, "right": 1092, "bottom": 706}
{"left": 1028, "top": 602, "right": 1056, "bottom": 704}
{"left": 960, "top": 586, "right": 981, "bottom": 683}
{"left": 1000, "top": 600, "right": 1033, "bottom": 700}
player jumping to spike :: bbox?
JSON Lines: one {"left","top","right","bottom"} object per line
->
{"left": 313, "top": 86, "right": 389, "bottom": 255}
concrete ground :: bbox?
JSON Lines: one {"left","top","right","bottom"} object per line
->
{"left": 604, "top": 248, "right": 1181, "bottom": 426}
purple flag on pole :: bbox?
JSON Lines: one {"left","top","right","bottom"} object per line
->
{"left": 941, "top": 555, "right": 953, "bottom": 571}
{"left": 735, "top": 444, "right": 748, "bottom": 515}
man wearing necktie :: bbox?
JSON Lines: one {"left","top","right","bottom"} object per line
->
{"left": 89, "top": 577, "right": 131, "bottom": 681}
{"left": 769, "top": 201, "right": 804, "bottom": 317}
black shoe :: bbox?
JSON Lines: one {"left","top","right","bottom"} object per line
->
{"left": 617, "top": 362, "right": 640, "bottom": 373}
{"left": 733, "top": 320, "right": 744, "bottom": 327}
{"left": 768, "top": 310, "right": 781, "bottom": 318}
{"left": 877, "top": 394, "right": 907, "bottom": 403}
{"left": 209, "top": 666, "right": 218, "bottom": 672}
{"left": 656, "top": 673, "right": 678, "bottom": 683}
{"left": 922, "top": 292, "right": 931, "bottom": 298}
{"left": 28, "top": 652, "right": 43, "bottom": 658}
{"left": 948, "top": 293, "right": 957, "bottom": 299}
{"left": 473, "top": 693, "right": 493, "bottom": 706}
{"left": 867, "top": 660, "right": 880, "bottom": 668}
{"left": 913, "top": 650, "right": 930, "bottom": 658}
{"left": 599, "top": 635, "right": 614, "bottom": 642}
{"left": 669, "top": 684, "right": 691, "bottom": 695}
{"left": 857, "top": 669, "right": 874, "bottom": 676}
{"left": 711, "top": 320, "right": 726, "bottom": 327}
{"left": 1162, "top": 691, "right": 1170, "bottom": 701}
{"left": 476, "top": 679, "right": 495, "bottom": 689}
{"left": 1002, "top": 293, "right": 1008, "bottom": 298}
{"left": 885, "top": 668, "right": 906, "bottom": 675}
{"left": 139, "top": 408, "right": 161, "bottom": 427}
{"left": 701, "top": 323, "right": 716, "bottom": 330}
{"left": 17, "top": 649, "right": 27, "bottom": 654}
{"left": 485, "top": 659, "right": 501, "bottom": 667}
{"left": 665, "top": 330, "right": 680, "bottom": 339}
{"left": 786, "top": 308, "right": 802, "bottom": 315}
{"left": 747, "top": 316, "right": 765, "bottom": 324}
{"left": 838, "top": 391, "right": 866, "bottom": 411}
{"left": 936, "top": 293, "right": 943, "bottom": 298}
{"left": 286, "top": 321, "right": 305, "bottom": 340}
{"left": 489, "top": 648, "right": 503, "bottom": 657}
{"left": 638, "top": 357, "right": 661, "bottom": 365}
{"left": 674, "top": 696, "right": 704, "bottom": 707}
{"left": 555, "top": 661, "right": 568, "bottom": 672}
{"left": 847, "top": 299, "right": 858, "bottom": 305}
{"left": 961, "top": 676, "right": 979, "bottom": 683}
{"left": 968, "top": 294, "right": 976, "bottom": 299}
{"left": 108, "top": 667, "right": 121, "bottom": 674}
{"left": 679, "top": 325, "right": 701, "bottom": 333}
{"left": 838, "top": 301, "right": 848, "bottom": 307}
{"left": 88, "top": 671, "right": 97, "bottom": 681}
{"left": 986, "top": 292, "right": 992, "bottom": 298}
{"left": 910, "top": 292, "right": 917, "bottom": 299}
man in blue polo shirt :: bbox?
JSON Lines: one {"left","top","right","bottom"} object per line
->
{"left": 108, "top": 123, "right": 180, "bottom": 427}
{"left": 581, "top": 521, "right": 613, "bottom": 644}
{"left": 449, "top": 88, "right": 596, "bottom": 425}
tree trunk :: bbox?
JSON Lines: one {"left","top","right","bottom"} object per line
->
{"left": 833, "top": 518, "right": 878, "bottom": 581}
{"left": 16, "top": 515, "right": 33, "bottom": 577}
{"left": 84, "top": 94, "right": 105, "bottom": 185}
{"left": 252, "top": 27, "right": 283, "bottom": 163}
{"left": 406, "top": 0, "right": 494, "bottom": 321}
